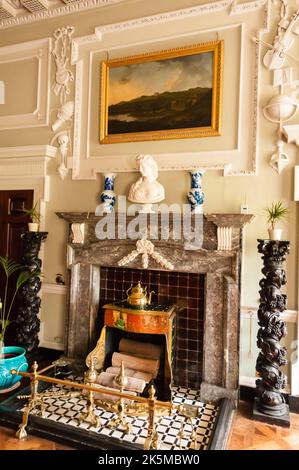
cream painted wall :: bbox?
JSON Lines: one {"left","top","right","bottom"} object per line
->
{"left": 0, "top": 0, "right": 298, "bottom": 381}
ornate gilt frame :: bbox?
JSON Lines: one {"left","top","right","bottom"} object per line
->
{"left": 100, "top": 40, "right": 223, "bottom": 144}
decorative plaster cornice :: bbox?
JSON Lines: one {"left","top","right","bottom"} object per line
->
{"left": 0, "top": 0, "right": 269, "bottom": 37}
{"left": 72, "top": 0, "right": 268, "bottom": 62}
{"left": 0, "top": 0, "right": 127, "bottom": 29}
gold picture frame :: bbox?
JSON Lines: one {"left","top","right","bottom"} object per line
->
{"left": 100, "top": 40, "right": 223, "bottom": 144}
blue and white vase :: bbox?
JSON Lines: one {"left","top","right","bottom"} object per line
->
{"left": 99, "top": 173, "right": 117, "bottom": 213}
{"left": 187, "top": 170, "right": 205, "bottom": 214}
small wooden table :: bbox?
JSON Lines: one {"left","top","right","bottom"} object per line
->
{"left": 86, "top": 302, "right": 176, "bottom": 400}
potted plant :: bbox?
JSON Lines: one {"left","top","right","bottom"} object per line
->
{"left": 0, "top": 256, "right": 39, "bottom": 393}
{"left": 266, "top": 201, "right": 288, "bottom": 241}
{"left": 22, "top": 202, "right": 41, "bottom": 232}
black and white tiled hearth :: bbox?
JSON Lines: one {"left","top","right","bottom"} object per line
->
{"left": 21, "top": 380, "right": 218, "bottom": 450}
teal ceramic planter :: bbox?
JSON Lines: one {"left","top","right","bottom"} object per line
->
{"left": 0, "top": 346, "right": 28, "bottom": 393}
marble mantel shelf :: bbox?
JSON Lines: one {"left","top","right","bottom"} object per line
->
{"left": 56, "top": 212, "right": 254, "bottom": 227}
{"left": 56, "top": 212, "right": 254, "bottom": 254}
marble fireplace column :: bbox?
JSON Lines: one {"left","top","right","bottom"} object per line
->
{"left": 15, "top": 231, "right": 48, "bottom": 352}
{"left": 254, "top": 239, "right": 290, "bottom": 427}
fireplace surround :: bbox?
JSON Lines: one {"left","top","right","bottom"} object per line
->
{"left": 57, "top": 212, "right": 254, "bottom": 403}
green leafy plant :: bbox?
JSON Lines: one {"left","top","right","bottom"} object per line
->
{"left": 266, "top": 201, "right": 288, "bottom": 230}
{"left": 22, "top": 201, "right": 41, "bottom": 224}
{"left": 0, "top": 256, "right": 40, "bottom": 344}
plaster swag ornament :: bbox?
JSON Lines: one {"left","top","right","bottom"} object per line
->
{"left": 128, "top": 155, "right": 165, "bottom": 213}
{"left": 118, "top": 239, "right": 174, "bottom": 270}
{"left": 51, "top": 26, "right": 75, "bottom": 180}
{"left": 52, "top": 26, "right": 75, "bottom": 103}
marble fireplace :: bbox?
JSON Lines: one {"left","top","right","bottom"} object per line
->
{"left": 57, "top": 212, "right": 253, "bottom": 403}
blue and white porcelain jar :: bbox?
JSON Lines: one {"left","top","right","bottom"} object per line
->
{"left": 99, "top": 173, "right": 116, "bottom": 213}
{"left": 187, "top": 170, "right": 205, "bottom": 214}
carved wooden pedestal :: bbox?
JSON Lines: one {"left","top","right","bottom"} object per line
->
{"left": 254, "top": 239, "right": 290, "bottom": 427}
{"left": 15, "top": 231, "right": 48, "bottom": 353}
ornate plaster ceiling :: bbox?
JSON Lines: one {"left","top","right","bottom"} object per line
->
{"left": 0, "top": 0, "right": 127, "bottom": 28}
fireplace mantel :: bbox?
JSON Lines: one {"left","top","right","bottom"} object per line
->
{"left": 57, "top": 212, "right": 254, "bottom": 403}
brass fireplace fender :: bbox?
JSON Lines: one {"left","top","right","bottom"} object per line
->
{"left": 11, "top": 361, "right": 200, "bottom": 450}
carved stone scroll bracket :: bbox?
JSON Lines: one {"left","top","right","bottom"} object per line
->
{"left": 118, "top": 239, "right": 174, "bottom": 270}
{"left": 217, "top": 226, "right": 232, "bottom": 251}
{"left": 71, "top": 223, "right": 85, "bottom": 244}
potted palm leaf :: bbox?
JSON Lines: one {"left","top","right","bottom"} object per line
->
{"left": 22, "top": 202, "right": 41, "bottom": 232}
{"left": 0, "top": 256, "right": 39, "bottom": 392}
{"left": 266, "top": 201, "right": 288, "bottom": 241}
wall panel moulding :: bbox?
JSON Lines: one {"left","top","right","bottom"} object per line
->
{"left": 70, "top": 0, "right": 269, "bottom": 179}
{"left": 0, "top": 38, "right": 51, "bottom": 130}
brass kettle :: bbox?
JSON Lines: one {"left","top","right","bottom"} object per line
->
{"left": 126, "top": 281, "right": 154, "bottom": 307}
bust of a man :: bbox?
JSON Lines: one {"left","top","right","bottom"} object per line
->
{"left": 128, "top": 154, "right": 165, "bottom": 204}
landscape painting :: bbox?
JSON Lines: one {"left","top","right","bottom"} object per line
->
{"left": 100, "top": 41, "right": 223, "bottom": 143}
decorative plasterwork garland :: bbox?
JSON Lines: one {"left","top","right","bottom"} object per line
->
{"left": 118, "top": 239, "right": 174, "bottom": 270}
{"left": 50, "top": 26, "right": 75, "bottom": 180}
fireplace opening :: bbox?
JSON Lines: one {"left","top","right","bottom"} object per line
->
{"left": 99, "top": 267, "right": 205, "bottom": 390}
{"left": 103, "top": 327, "right": 171, "bottom": 400}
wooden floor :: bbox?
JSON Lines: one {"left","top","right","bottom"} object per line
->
{"left": 0, "top": 427, "right": 71, "bottom": 450}
{"left": 0, "top": 401, "right": 298, "bottom": 450}
{"left": 227, "top": 401, "right": 299, "bottom": 450}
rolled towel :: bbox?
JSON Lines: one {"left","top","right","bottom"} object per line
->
{"left": 112, "top": 352, "right": 159, "bottom": 378}
{"left": 106, "top": 366, "right": 153, "bottom": 384}
{"left": 97, "top": 371, "right": 146, "bottom": 394}
{"left": 119, "top": 338, "right": 162, "bottom": 360}
{"left": 86, "top": 384, "right": 136, "bottom": 404}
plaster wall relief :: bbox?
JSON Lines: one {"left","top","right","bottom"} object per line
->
{"left": 258, "top": 0, "right": 299, "bottom": 174}
{"left": 50, "top": 26, "right": 75, "bottom": 180}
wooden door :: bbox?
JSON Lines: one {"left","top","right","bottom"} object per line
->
{"left": 0, "top": 190, "right": 33, "bottom": 260}
{"left": 0, "top": 190, "right": 34, "bottom": 344}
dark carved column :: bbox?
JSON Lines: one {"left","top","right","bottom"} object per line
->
{"left": 253, "top": 239, "right": 290, "bottom": 427}
{"left": 15, "top": 232, "right": 48, "bottom": 352}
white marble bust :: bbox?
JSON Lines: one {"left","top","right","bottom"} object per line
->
{"left": 128, "top": 155, "right": 165, "bottom": 206}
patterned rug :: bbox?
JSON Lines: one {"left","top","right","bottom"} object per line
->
{"left": 26, "top": 379, "right": 219, "bottom": 450}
